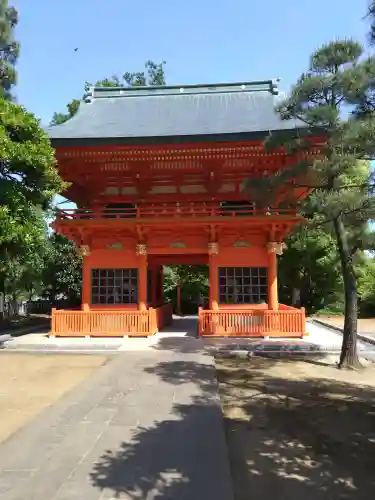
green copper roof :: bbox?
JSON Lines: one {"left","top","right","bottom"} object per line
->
{"left": 84, "top": 80, "right": 280, "bottom": 100}
{"left": 46, "top": 79, "right": 306, "bottom": 146}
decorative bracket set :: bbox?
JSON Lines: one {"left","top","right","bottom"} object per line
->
{"left": 267, "top": 241, "right": 286, "bottom": 255}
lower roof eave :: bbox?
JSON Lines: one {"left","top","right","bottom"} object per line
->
{"left": 50, "top": 128, "right": 316, "bottom": 148}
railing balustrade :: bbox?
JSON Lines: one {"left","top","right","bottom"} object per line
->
{"left": 51, "top": 303, "right": 174, "bottom": 337}
{"left": 55, "top": 203, "right": 297, "bottom": 221}
{"left": 198, "top": 307, "right": 306, "bottom": 337}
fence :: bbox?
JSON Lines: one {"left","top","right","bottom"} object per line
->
{"left": 198, "top": 307, "right": 306, "bottom": 337}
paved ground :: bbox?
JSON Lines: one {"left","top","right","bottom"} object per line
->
{"left": 0, "top": 353, "right": 108, "bottom": 444}
{"left": 314, "top": 316, "right": 375, "bottom": 339}
{"left": 0, "top": 342, "right": 234, "bottom": 500}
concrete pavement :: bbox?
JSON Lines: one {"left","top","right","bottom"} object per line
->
{"left": 0, "top": 345, "right": 233, "bottom": 500}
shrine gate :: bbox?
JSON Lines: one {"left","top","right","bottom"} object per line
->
{"left": 47, "top": 80, "right": 315, "bottom": 337}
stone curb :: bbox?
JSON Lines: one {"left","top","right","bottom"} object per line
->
{"left": 0, "top": 334, "right": 11, "bottom": 344}
{"left": 0, "top": 347, "right": 121, "bottom": 355}
{"left": 310, "top": 318, "right": 375, "bottom": 346}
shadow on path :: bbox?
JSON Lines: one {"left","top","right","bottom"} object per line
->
{"left": 90, "top": 355, "right": 233, "bottom": 500}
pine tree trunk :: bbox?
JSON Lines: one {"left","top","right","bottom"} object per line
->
{"left": 333, "top": 215, "right": 361, "bottom": 369}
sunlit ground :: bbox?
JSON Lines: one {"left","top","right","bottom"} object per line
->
{"left": 0, "top": 353, "right": 108, "bottom": 443}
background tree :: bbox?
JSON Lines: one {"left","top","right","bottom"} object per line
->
{"left": 1, "top": 208, "right": 48, "bottom": 301}
{"left": 248, "top": 40, "right": 375, "bottom": 368}
{"left": 368, "top": 1, "right": 375, "bottom": 44}
{"left": 50, "top": 60, "right": 166, "bottom": 125}
{"left": 279, "top": 229, "right": 341, "bottom": 313}
{"left": 0, "top": 98, "right": 65, "bottom": 302}
{"left": 50, "top": 99, "right": 81, "bottom": 126}
{"left": 0, "top": 0, "right": 19, "bottom": 100}
{"left": 41, "top": 234, "right": 82, "bottom": 305}
{"left": 357, "top": 254, "right": 375, "bottom": 316}
{"left": 163, "top": 265, "right": 209, "bottom": 314}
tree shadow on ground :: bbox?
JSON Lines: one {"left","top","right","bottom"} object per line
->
{"left": 90, "top": 354, "right": 375, "bottom": 500}
{"left": 90, "top": 357, "right": 231, "bottom": 499}
{"left": 217, "top": 357, "right": 375, "bottom": 500}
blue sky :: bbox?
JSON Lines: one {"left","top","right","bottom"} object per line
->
{"left": 14, "top": 0, "right": 369, "bottom": 124}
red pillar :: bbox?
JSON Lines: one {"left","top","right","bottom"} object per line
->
{"left": 208, "top": 242, "right": 219, "bottom": 310}
{"left": 267, "top": 242, "right": 280, "bottom": 311}
{"left": 81, "top": 247, "right": 91, "bottom": 311}
{"left": 137, "top": 244, "right": 148, "bottom": 311}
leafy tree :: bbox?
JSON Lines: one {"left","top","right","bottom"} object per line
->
{"left": 0, "top": 98, "right": 65, "bottom": 296}
{"left": 248, "top": 40, "right": 375, "bottom": 368}
{"left": 0, "top": 0, "right": 19, "bottom": 100}
{"left": 279, "top": 229, "right": 341, "bottom": 314}
{"left": 2, "top": 208, "right": 49, "bottom": 300}
{"left": 122, "top": 60, "right": 166, "bottom": 87}
{"left": 50, "top": 99, "right": 80, "bottom": 126}
{"left": 50, "top": 60, "right": 166, "bottom": 125}
{"left": 368, "top": 2, "right": 375, "bottom": 45}
{"left": 164, "top": 265, "right": 209, "bottom": 314}
{"left": 41, "top": 234, "right": 82, "bottom": 304}
{"left": 346, "top": 4, "right": 375, "bottom": 117}
{"left": 356, "top": 255, "right": 375, "bottom": 309}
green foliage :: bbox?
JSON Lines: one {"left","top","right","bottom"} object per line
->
{"left": 0, "top": 207, "right": 48, "bottom": 297}
{"left": 369, "top": 1, "right": 375, "bottom": 44}
{"left": 0, "top": 99, "right": 64, "bottom": 208}
{"left": 357, "top": 254, "right": 375, "bottom": 316}
{"left": 122, "top": 60, "right": 166, "bottom": 87}
{"left": 0, "top": 98, "right": 65, "bottom": 299}
{"left": 0, "top": 1, "right": 19, "bottom": 100}
{"left": 279, "top": 228, "right": 341, "bottom": 314}
{"left": 50, "top": 99, "right": 80, "bottom": 126}
{"left": 0, "top": 98, "right": 65, "bottom": 254}
{"left": 50, "top": 60, "right": 167, "bottom": 126}
{"left": 41, "top": 234, "right": 82, "bottom": 303}
{"left": 164, "top": 265, "right": 209, "bottom": 313}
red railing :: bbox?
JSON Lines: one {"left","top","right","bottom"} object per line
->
{"left": 55, "top": 203, "right": 297, "bottom": 221}
{"left": 51, "top": 308, "right": 158, "bottom": 337}
{"left": 51, "top": 303, "right": 174, "bottom": 337}
{"left": 198, "top": 307, "right": 306, "bottom": 337}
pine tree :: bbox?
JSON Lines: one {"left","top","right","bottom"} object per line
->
{"left": 248, "top": 40, "right": 375, "bottom": 369}
{"left": 346, "top": 3, "right": 375, "bottom": 117}
{"left": 368, "top": 1, "right": 375, "bottom": 44}
{"left": 0, "top": 0, "right": 19, "bottom": 100}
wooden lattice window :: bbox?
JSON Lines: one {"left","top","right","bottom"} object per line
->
{"left": 91, "top": 269, "right": 138, "bottom": 304}
{"left": 219, "top": 267, "right": 267, "bottom": 304}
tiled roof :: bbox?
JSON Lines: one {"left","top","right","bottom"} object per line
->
{"left": 46, "top": 80, "right": 306, "bottom": 145}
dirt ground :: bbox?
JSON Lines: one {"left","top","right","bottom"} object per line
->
{"left": 216, "top": 356, "right": 375, "bottom": 500}
{"left": 0, "top": 353, "right": 108, "bottom": 443}
{"left": 316, "top": 315, "right": 375, "bottom": 335}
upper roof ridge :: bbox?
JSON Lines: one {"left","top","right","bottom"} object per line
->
{"left": 84, "top": 79, "right": 280, "bottom": 102}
